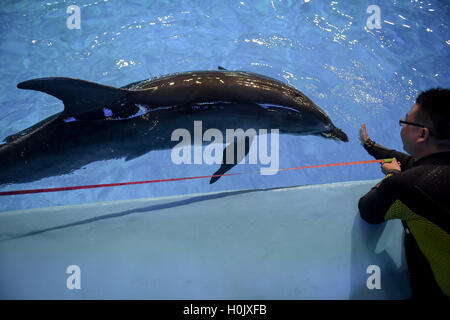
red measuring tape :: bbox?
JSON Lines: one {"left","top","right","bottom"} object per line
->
{"left": 0, "top": 158, "right": 392, "bottom": 196}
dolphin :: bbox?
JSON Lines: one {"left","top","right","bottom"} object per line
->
{"left": 0, "top": 69, "right": 348, "bottom": 185}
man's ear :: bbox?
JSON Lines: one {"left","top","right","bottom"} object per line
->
{"left": 419, "top": 128, "right": 430, "bottom": 141}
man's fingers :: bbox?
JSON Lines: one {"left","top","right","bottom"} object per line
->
{"left": 360, "top": 123, "right": 369, "bottom": 141}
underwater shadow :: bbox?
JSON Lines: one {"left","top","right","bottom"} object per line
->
{"left": 349, "top": 213, "right": 411, "bottom": 299}
{"left": 1, "top": 187, "right": 281, "bottom": 242}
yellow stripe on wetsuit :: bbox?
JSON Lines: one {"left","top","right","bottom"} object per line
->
{"left": 385, "top": 199, "right": 450, "bottom": 296}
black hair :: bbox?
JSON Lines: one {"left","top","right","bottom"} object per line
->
{"left": 415, "top": 88, "right": 450, "bottom": 140}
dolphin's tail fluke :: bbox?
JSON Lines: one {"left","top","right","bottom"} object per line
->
{"left": 17, "top": 77, "right": 128, "bottom": 117}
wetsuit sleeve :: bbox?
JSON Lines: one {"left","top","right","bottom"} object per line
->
{"left": 363, "top": 138, "right": 413, "bottom": 169}
{"left": 359, "top": 139, "right": 416, "bottom": 223}
{"left": 358, "top": 172, "right": 403, "bottom": 224}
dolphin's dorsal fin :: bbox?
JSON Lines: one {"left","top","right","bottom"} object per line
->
{"left": 218, "top": 66, "right": 227, "bottom": 70}
{"left": 17, "top": 77, "right": 129, "bottom": 117}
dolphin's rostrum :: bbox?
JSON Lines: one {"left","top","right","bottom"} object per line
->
{"left": 0, "top": 69, "right": 348, "bottom": 185}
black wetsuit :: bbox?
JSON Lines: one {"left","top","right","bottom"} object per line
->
{"left": 358, "top": 139, "right": 450, "bottom": 299}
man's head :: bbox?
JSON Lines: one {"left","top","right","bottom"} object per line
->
{"left": 401, "top": 88, "right": 450, "bottom": 159}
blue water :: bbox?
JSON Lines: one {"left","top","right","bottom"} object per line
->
{"left": 0, "top": 0, "right": 449, "bottom": 211}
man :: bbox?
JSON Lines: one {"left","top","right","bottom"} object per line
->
{"left": 358, "top": 88, "right": 450, "bottom": 299}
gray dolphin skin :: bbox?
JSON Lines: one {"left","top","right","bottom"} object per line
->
{"left": 0, "top": 69, "right": 348, "bottom": 185}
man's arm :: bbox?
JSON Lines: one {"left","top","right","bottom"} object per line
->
{"left": 363, "top": 139, "right": 412, "bottom": 168}
{"left": 358, "top": 171, "right": 402, "bottom": 224}
{"left": 358, "top": 124, "right": 412, "bottom": 223}
{"left": 360, "top": 123, "right": 413, "bottom": 169}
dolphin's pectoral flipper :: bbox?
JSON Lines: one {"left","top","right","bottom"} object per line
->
{"left": 17, "top": 77, "right": 129, "bottom": 118}
{"left": 209, "top": 135, "right": 255, "bottom": 184}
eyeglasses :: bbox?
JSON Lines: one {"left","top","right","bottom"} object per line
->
{"left": 399, "top": 119, "right": 426, "bottom": 128}
{"left": 399, "top": 118, "right": 435, "bottom": 136}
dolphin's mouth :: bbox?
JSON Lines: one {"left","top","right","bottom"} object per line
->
{"left": 319, "top": 125, "right": 348, "bottom": 142}
{"left": 330, "top": 127, "right": 349, "bottom": 142}
{"left": 320, "top": 132, "right": 333, "bottom": 138}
